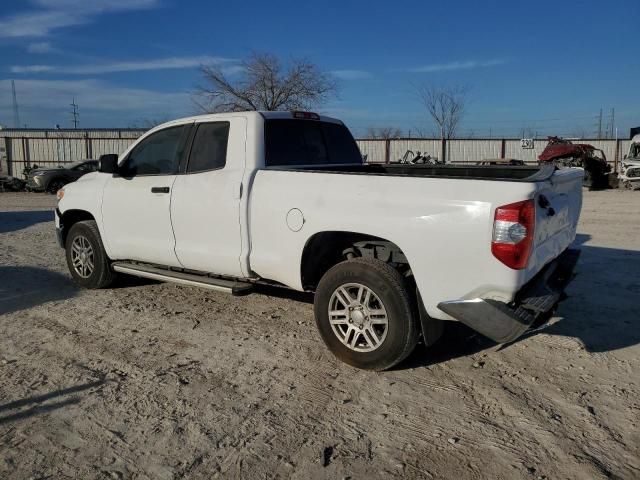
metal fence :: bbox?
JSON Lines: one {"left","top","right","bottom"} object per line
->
{"left": 357, "top": 138, "right": 630, "bottom": 169}
{"left": 1, "top": 128, "right": 146, "bottom": 177}
{"left": 0, "top": 127, "right": 632, "bottom": 178}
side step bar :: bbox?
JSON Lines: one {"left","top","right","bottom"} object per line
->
{"left": 112, "top": 262, "right": 253, "bottom": 296}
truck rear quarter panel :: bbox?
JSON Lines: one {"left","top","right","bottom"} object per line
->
{"left": 249, "top": 170, "right": 539, "bottom": 319}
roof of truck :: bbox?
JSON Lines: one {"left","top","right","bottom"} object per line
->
{"left": 155, "top": 111, "right": 342, "bottom": 128}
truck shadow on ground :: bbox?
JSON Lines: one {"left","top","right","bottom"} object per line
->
{"left": 0, "top": 210, "right": 53, "bottom": 234}
{"left": 0, "top": 266, "right": 78, "bottom": 316}
{"left": 399, "top": 233, "right": 640, "bottom": 370}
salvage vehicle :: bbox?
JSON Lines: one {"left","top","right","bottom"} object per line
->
{"left": 54, "top": 111, "right": 583, "bottom": 370}
{"left": 26, "top": 160, "right": 98, "bottom": 193}
{"left": 0, "top": 175, "right": 26, "bottom": 192}
{"left": 538, "top": 137, "right": 611, "bottom": 189}
{"left": 619, "top": 134, "right": 640, "bottom": 189}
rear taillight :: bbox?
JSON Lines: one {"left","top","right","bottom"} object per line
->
{"left": 491, "top": 199, "right": 535, "bottom": 269}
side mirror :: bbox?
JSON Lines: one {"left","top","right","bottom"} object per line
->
{"left": 99, "top": 154, "right": 119, "bottom": 174}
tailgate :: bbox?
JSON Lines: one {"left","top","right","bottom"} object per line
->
{"left": 526, "top": 168, "right": 583, "bottom": 277}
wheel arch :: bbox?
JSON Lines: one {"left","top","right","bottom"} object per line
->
{"left": 300, "top": 230, "right": 409, "bottom": 290}
{"left": 59, "top": 209, "right": 96, "bottom": 246}
{"left": 300, "top": 230, "right": 443, "bottom": 347}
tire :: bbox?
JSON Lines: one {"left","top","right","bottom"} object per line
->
{"left": 65, "top": 220, "right": 116, "bottom": 289}
{"left": 314, "top": 258, "right": 419, "bottom": 371}
{"left": 48, "top": 178, "right": 66, "bottom": 194}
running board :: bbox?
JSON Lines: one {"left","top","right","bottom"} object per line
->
{"left": 112, "top": 262, "right": 253, "bottom": 295}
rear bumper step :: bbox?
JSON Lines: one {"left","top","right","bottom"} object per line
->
{"left": 438, "top": 248, "right": 580, "bottom": 343}
{"left": 112, "top": 262, "right": 253, "bottom": 296}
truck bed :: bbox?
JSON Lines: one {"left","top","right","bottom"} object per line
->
{"left": 266, "top": 163, "right": 555, "bottom": 182}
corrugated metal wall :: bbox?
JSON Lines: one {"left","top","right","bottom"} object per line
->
{"left": 1, "top": 129, "right": 145, "bottom": 177}
{"left": 356, "top": 139, "right": 388, "bottom": 163}
{"left": 356, "top": 138, "right": 630, "bottom": 166}
{"left": 446, "top": 139, "right": 502, "bottom": 163}
{"left": 390, "top": 139, "right": 442, "bottom": 163}
{"left": 1, "top": 128, "right": 634, "bottom": 178}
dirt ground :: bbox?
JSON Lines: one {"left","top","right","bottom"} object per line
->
{"left": 0, "top": 190, "right": 638, "bottom": 480}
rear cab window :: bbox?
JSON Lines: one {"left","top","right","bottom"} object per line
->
{"left": 265, "top": 120, "right": 362, "bottom": 167}
{"left": 187, "top": 122, "right": 230, "bottom": 173}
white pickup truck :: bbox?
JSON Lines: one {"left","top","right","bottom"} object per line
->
{"left": 55, "top": 111, "right": 583, "bottom": 370}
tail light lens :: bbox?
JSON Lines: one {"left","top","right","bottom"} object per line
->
{"left": 491, "top": 199, "right": 535, "bottom": 269}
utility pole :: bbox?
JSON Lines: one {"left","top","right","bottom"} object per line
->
{"left": 11, "top": 80, "right": 20, "bottom": 129}
{"left": 70, "top": 98, "right": 79, "bottom": 129}
{"left": 610, "top": 108, "right": 615, "bottom": 139}
{"left": 597, "top": 108, "right": 603, "bottom": 139}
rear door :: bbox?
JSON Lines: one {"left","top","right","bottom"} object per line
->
{"left": 170, "top": 118, "right": 246, "bottom": 277}
{"left": 527, "top": 168, "right": 583, "bottom": 273}
{"left": 101, "top": 125, "right": 190, "bottom": 266}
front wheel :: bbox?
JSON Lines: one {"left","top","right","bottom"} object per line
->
{"left": 65, "top": 220, "right": 116, "bottom": 289}
{"left": 314, "top": 258, "right": 419, "bottom": 370}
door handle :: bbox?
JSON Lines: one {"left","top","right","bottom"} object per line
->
{"left": 151, "top": 187, "right": 170, "bottom": 194}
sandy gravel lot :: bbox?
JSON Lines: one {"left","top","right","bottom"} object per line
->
{"left": 0, "top": 190, "right": 638, "bottom": 480}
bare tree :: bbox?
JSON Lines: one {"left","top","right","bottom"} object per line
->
{"left": 195, "top": 52, "right": 337, "bottom": 113}
{"left": 417, "top": 85, "right": 469, "bottom": 139}
{"left": 366, "top": 127, "right": 403, "bottom": 139}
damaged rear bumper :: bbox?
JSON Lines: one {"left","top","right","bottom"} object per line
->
{"left": 437, "top": 249, "right": 580, "bottom": 343}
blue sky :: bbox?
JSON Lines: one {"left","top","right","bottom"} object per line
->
{"left": 0, "top": 0, "right": 638, "bottom": 138}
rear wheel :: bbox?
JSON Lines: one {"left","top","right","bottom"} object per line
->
{"left": 314, "top": 258, "right": 419, "bottom": 370}
{"left": 65, "top": 220, "right": 116, "bottom": 289}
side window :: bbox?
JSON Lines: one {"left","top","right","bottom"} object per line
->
{"left": 120, "top": 126, "right": 186, "bottom": 176}
{"left": 187, "top": 122, "right": 230, "bottom": 173}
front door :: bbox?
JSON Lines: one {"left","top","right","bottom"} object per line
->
{"left": 170, "top": 118, "right": 246, "bottom": 277}
{"left": 101, "top": 124, "right": 190, "bottom": 266}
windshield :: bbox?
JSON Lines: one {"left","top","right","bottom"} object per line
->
{"left": 265, "top": 120, "right": 363, "bottom": 167}
{"left": 629, "top": 142, "right": 640, "bottom": 159}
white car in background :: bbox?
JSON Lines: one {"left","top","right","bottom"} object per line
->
{"left": 619, "top": 134, "right": 640, "bottom": 189}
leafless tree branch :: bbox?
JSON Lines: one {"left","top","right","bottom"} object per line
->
{"left": 365, "top": 127, "right": 403, "bottom": 139}
{"left": 195, "top": 52, "right": 338, "bottom": 113}
{"left": 416, "top": 85, "right": 469, "bottom": 139}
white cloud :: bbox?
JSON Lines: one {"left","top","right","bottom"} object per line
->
{"left": 10, "top": 56, "right": 235, "bottom": 75}
{"left": 408, "top": 59, "right": 507, "bottom": 73}
{"left": 27, "top": 41, "right": 53, "bottom": 53}
{"left": 11, "top": 65, "right": 54, "bottom": 73}
{"left": 331, "top": 70, "right": 372, "bottom": 80}
{"left": 0, "top": 79, "right": 190, "bottom": 117}
{"left": 0, "top": 0, "right": 160, "bottom": 38}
